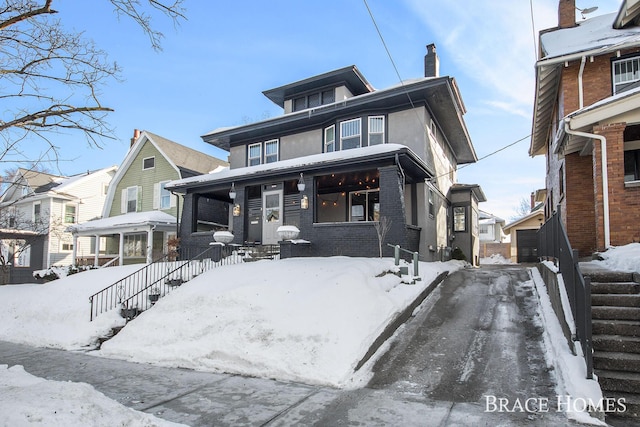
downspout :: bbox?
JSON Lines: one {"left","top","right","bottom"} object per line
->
{"left": 563, "top": 120, "right": 611, "bottom": 248}
{"left": 578, "top": 56, "right": 587, "bottom": 109}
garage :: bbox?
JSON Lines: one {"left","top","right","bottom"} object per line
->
{"left": 516, "top": 229, "right": 538, "bottom": 263}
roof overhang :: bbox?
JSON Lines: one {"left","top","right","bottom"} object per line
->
{"left": 68, "top": 212, "right": 177, "bottom": 236}
{"left": 262, "top": 65, "right": 373, "bottom": 107}
{"left": 203, "top": 77, "right": 477, "bottom": 165}
{"left": 167, "top": 144, "right": 432, "bottom": 193}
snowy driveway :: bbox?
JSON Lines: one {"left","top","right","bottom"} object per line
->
{"left": 1, "top": 265, "right": 594, "bottom": 426}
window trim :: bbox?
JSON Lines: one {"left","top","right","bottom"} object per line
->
{"left": 248, "top": 142, "right": 262, "bottom": 166}
{"left": 613, "top": 56, "right": 640, "bottom": 95}
{"left": 33, "top": 201, "right": 41, "bottom": 223}
{"left": 368, "top": 115, "right": 385, "bottom": 146}
{"left": 159, "top": 180, "right": 172, "bottom": 210}
{"left": 60, "top": 242, "right": 74, "bottom": 252}
{"left": 264, "top": 139, "right": 279, "bottom": 163}
{"left": 453, "top": 206, "right": 466, "bottom": 232}
{"left": 340, "top": 118, "right": 362, "bottom": 150}
{"left": 126, "top": 186, "right": 139, "bottom": 213}
{"left": 324, "top": 125, "right": 336, "bottom": 153}
{"left": 142, "top": 156, "right": 155, "bottom": 170}
{"left": 63, "top": 203, "right": 77, "bottom": 224}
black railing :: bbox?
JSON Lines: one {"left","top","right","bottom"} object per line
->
{"left": 537, "top": 206, "right": 593, "bottom": 379}
{"left": 89, "top": 244, "right": 242, "bottom": 321}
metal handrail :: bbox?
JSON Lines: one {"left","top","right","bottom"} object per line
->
{"left": 537, "top": 206, "right": 593, "bottom": 379}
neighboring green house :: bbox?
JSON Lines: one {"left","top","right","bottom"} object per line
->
{"left": 69, "top": 130, "right": 228, "bottom": 266}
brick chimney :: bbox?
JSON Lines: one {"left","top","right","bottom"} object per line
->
{"left": 130, "top": 129, "right": 140, "bottom": 147}
{"left": 425, "top": 43, "right": 440, "bottom": 78}
{"left": 558, "top": 0, "right": 577, "bottom": 28}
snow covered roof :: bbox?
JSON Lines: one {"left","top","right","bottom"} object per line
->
{"left": 531, "top": 5, "right": 640, "bottom": 156}
{"left": 167, "top": 144, "right": 432, "bottom": 191}
{"left": 68, "top": 211, "right": 176, "bottom": 235}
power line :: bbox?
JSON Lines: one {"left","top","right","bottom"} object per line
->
{"left": 457, "top": 134, "right": 531, "bottom": 173}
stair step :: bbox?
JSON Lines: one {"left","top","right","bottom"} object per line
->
{"left": 583, "top": 270, "right": 636, "bottom": 283}
{"left": 596, "top": 370, "right": 640, "bottom": 394}
{"left": 592, "top": 294, "right": 640, "bottom": 307}
{"left": 591, "top": 282, "right": 640, "bottom": 295}
{"left": 593, "top": 320, "right": 640, "bottom": 337}
{"left": 592, "top": 306, "right": 640, "bottom": 321}
{"left": 593, "top": 335, "right": 640, "bottom": 354}
{"left": 594, "top": 351, "right": 640, "bottom": 373}
{"left": 601, "top": 391, "right": 640, "bottom": 420}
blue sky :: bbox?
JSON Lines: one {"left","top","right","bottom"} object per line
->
{"left": 22, "top": 0, "right": 622, "bottom": 221}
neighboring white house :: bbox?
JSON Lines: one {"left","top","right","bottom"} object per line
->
{"left": 479, "top": 210, "right": 506, "bottom": 243}
{"left": 0, "top": 167, "right": 117, "bottom": 268}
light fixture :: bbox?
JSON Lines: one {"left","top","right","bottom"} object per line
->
{"left": 229, "top": 182, "right": 236, "bottom": 200}
{"left": 232, "top": 203, "right": 241, "bottom": 217}
{"left": 297, "top": 173, "right": 306, "bottom": 192}
{"left": 576, "top": 5, "right": 598, "bottom": 19}
{"left": 301, "top": 195, "right": 309, "bottom": 210}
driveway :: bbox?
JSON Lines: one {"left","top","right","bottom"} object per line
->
{"left": 0, "top": 265, "right": 587, "bottom": 426}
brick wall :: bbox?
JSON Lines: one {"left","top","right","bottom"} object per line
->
{"left": 479, "top": 242, "right": 510, "bottom": 260}
{"left": 565, "top": 152, "right": 596, "bottom": 255}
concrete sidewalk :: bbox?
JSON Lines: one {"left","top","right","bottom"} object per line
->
{"left": 0, "top": 266, "right": 594, "bottom": 426}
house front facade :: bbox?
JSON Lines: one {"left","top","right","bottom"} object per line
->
{"left": 531, "top": 0, "right": 640, "bottom": 256}
{"left": 0, "top": 167, "right": 116, "bottom": 274}
{"left": 170, "top": 45, "right": 484, "bottom": 262}
{"left": 69, "top": 130, "right": 228, "bottom": 266}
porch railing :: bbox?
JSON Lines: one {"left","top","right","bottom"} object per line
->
{"left": 537, "top": 206, "right": 593, "bottom": 379}
{"left": 89, "top": 244, "right": 242, "bottom": 321}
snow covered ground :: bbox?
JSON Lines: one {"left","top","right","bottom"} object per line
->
{"left": 584, "top": 242, "right": 640, "bottom": 273}
{"left": 480, "top": 253, "right": 514, "bottom": 264}
{"left": 0, "top": 244, "right": 637, "bottom": 425}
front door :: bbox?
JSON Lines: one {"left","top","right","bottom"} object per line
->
{"left": 262, "top": 189, "right": 283, "bottom": 244}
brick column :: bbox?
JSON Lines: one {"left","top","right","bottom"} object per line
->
{"left": 593, "top": 122, "right": 626, "bottom": 250}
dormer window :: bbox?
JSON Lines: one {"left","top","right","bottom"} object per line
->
{"left": 292, "top": 89, "right": 335, "bottom": 112}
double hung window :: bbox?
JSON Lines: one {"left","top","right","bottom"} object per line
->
{"left": 340, "top": 118, "right": 361, "bottom": 150}
{"left": 248, "top": 143, "right": 262, "bottom": 166}
{"left": 324, "top": 125, "right": 335, "bottom": 152}
{"left": 368, "top": 116, "right": 385, "bottom": 145}
{"left": 265, "top": 140, "right": 279, "bottom": 163}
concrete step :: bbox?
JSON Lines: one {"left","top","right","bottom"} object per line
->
{"left": 583, "top": 270, "right": 636, "bottom": 283}
{"left": 592, "top": 294, "right": 640, "bottom": 307}
{"left": 594, "top": 351, "right": 640, "bottom": 373}
{"left": 602, "top": 391, "right": 640, "bottom": 420}
{"left": 591, "top": 282, "right": 640, "bottom": 295}
{"left": 593, "top": 320, "right": 640, "bottom": 337}
{"left": 593, "top": 335, "right": 640, "bottom": 354}
{"left": 597, "top": 370, "right": 640, "bottom": 394}
{"left": 592, "top": 306, "right": 640, "bottom": 321}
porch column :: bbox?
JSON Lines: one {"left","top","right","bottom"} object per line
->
{"left": 71, "top": 234, "right": 78, "bottom": 268}
{"left": 93, "top": 234, "right": 100, "bottom": 267}
{"left": 146, "top": 228, "right": 153, "bottom": 264}
{"left": 118, "top": 232, "right": 124, "bottom": 266}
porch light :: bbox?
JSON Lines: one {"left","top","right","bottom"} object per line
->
{"left": 233, "top": 203, "right": 241, "bottom": 216}
{"left": 297, "top": 173, "right": 305, "bottom": 192}
{"left": 301, "top": 195, "right": 309, "bottom": 209}
{"left": 229, "top": 182, "right": 236, "bottom": 200}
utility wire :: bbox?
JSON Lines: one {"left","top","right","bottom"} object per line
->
{"left": 455, "top": 134, "right": 531, "bottom": 175}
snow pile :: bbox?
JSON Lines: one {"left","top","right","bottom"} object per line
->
{"left": 0, "top": 365, "right": 185, "bottom": 427}
{"left": 591, "top": 243, "right": 640, "bottom": 273}
{"left": 530, "top": 268, "right": 606, "bottom": 426}
{"left": 480, "top": 254, "right": 513, "bottom": 264}
{"left": 0, "top": 265, "right": 140, "bottom": 350}
{"left": 0, "top": 256, "right": 462, "bottom": 388}
{"left": 97, "top": 257, "right": 461, "bottom": 388}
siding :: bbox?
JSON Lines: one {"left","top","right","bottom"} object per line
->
{"left": 109, "top": 141, "right": 181, "bottom": 218}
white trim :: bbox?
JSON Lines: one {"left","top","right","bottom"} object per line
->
{"left": 340, "top": 118, "right": 362, "bottom": 150}
{"left": 264, "top": 139, "right": 279, "bottom": 163}
{"left": 368, "top": 115, "right": 385, "bottom": 146}
{"left": 248, "top": 142, "right": 262, "bottom": 166}
{"left": 32, "top": 201, "right": 41, "bottom": 223}
{"left": 63, "top": 203, "right": 77, "bottom": 224}
{"left": 142, "top": 156, "right": 156, "bottom": 170}
{"left": 324, "top": 125, "right": 335, "bottom": 152}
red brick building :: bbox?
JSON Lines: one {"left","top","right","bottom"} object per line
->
{"left": 530, "top": 0, "right": 640, "bottom": 256}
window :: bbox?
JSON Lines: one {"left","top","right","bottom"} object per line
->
{"left": 613, "top": 56, "right": 640, "bottom": 94}
{"left": 61, "top": 243, "right": 73, "bottom": 251}
{"left": 142, "top": 157, "right": 155, "bottom": 170}
{"left": 349, "top": 189, "right": 380, "bottom": 222}
{"left": 248, "top": 143, "right": 262, "bottom": 166}
{"left": 64, "top": 204, "right": 77, "bottom": 224}
{"left": 324, "top": 125, "right": 335, "bottom": 152}
{"left": 453, "top": 206, "right": 466, "bottom": 232}
{"left": 125, "top": 186, "right": 138, "bottom": 213}
{"left": 428, "top": 190, "right": 434, "bottom": 218}
{"left": 14, "top": 244, "right": 30, "bottom": 267}
{"left": 21, "top": 185, "right": 29, "bottom": 196}
{"left": 368, "top": 116, "right": 385, "bottom": 146}
{"left": 479, "top": 224, "right": 489, "bottom": 234}
{"left": 160, "top": 181, "right": 171, "bottom": 209}
{"left": 291, "top": 89, "right": 336, "bottom": 112}
{"left": 124, "top": 233, "right": 146, "bottom": 258}
{"left": 340, "top": 118, "right": 361, "bottom": 150}
{"left": 625, "top": 149, "right": 640, "bottom": 182}
{"left": 265, "top": 140, "right": 279, "bottom": 163}
{"left": 33, "top": 202, "right": 41, "bottom": 223}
